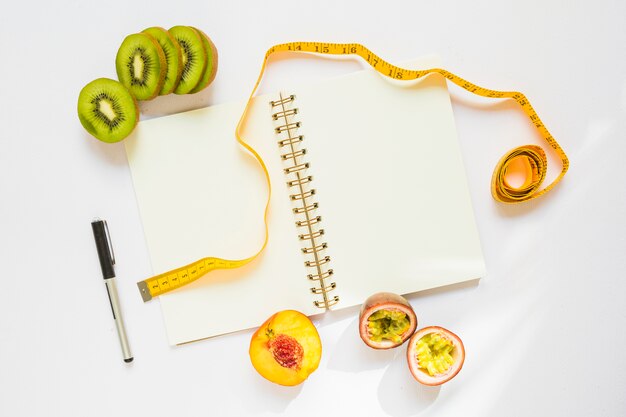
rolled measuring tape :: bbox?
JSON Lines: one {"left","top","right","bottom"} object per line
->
{"left": 136, "top": 42, "right": 569, "bottom": 301}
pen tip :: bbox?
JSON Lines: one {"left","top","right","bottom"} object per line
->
{"left": 124, "top": 357, "right": 134, "bottom": 363}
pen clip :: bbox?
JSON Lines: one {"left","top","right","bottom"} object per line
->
{"left": 104, "top": 220, "right": 115, "bottom": 266}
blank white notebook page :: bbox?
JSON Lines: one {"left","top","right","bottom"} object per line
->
{"left": 274, "top": 60, "right": 486, "bottom": 309}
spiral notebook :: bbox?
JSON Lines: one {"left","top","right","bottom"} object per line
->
{"left": 125, "top": 56, "right": 485, "bottom": 345}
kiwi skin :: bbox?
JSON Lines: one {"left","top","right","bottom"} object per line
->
{"left": 189, "top": 28, "right": 218, "bottom": 94}
{"left": 115, "top": 33, "right": 167, "bottom": 101}
{"left": 77, "top": 78, "right": 139, "bottom": 143}
{"left": 142, "top": 27, "right": 183, "bottom": 96}
{"left": 169, "top": 26, "right": 207, "bottom": 95}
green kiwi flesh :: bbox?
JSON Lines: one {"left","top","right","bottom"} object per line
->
{"left": 168, "top": 26, "right": 207, "bottom": 95}
{"left": 142, "top": 27, "right": 183, "bottom": 95}
{"left": 189, "top": 28, "right": 218, "bottom": 94}
{"left": 77, "top": 78, "right": 139, "bottom": 143}
{"left": 115, "top": 33, "right": 166, "bottom": 100}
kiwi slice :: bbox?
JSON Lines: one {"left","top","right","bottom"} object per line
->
{"left": 142, "top": 27, "right": 183, "bottom": 95}
{"left": 77, "top": 78, "right": 139, "bottom": 143}
{"left": 188, "top": 28, "right": 218, "bottom": 94}
{"left": 168, "top": 26, "right": 207, "bottom": 95}
{"left": 115, "top": 33, "right": 166, "bottom": 100}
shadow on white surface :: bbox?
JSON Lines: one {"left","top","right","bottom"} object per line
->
{"left": 82, "top": 130, "right": 128, "bottom": 166}
{"left": 377, "top": 350, "right": 440, "bottom": 416}
{"left": 241, "top": 373, "right": 304, "bottom": 414}
{"left": 326, "top": 315, "right": 397, "bottom": 372}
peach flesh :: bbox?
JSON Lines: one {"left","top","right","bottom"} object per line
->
{"left": 249, "top": 310, "right": 322, "bottom": 386}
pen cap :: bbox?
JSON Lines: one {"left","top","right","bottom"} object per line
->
{"left": 92, "top": 220, "right": 116, "bottom": 279}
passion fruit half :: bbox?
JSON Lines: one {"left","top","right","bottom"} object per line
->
{"left": 358, "top": 292, "right": 418, "bottom": 349}
{"left": 406, "top": 326, "right": 465, "bottom": 385}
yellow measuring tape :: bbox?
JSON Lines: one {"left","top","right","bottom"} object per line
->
{"left": 137, "top": 42, "right": 569, "bottom": 301}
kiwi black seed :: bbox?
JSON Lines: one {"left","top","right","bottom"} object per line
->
{"left": 168, "top": 26, "right": 207, "bottom": 95}
{"left": 77, "top": 78, "right": 139, "bottom": 143}
{"left": 189, "top": 28, "right": 218, "bottom": 94}
{"left": 142, "top": 27, "right": 183, "bottom": 95}
{"left": 115, "top": 33, "right": 166, "bottom": 100}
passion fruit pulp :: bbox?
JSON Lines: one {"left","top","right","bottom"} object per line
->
{"left": 406, "top": 326, "right": 465, "bottom": 385}
{"left": 359, "top": 292, "right": 418, "bottom": 349}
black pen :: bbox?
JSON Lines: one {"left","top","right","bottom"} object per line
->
{"left": 91, "top": 219, "right": 133, "bottom": 363}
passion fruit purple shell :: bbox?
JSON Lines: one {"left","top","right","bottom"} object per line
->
{"left": 358, "top": 292, "right": 418, "bottom": 349}
{"left": 406, "top": 326, "right": 465, "bottom": 385}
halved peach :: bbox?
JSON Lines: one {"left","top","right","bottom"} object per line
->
{"left": 249, "top": 310, "right": 322, "bottom": 386}
{"left": 406, "top": 326, "right": 465, "bottom": 385}
{"left": 359, "top": 292, "right": 418, "bottom": 349}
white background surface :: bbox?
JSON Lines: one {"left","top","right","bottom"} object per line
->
{"left": 1, "top": 1, "right": 625, "bottom": 416}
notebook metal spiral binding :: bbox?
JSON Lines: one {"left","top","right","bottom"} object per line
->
{"left": 270, "top": 93, "right": 339, "bottom": 310}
